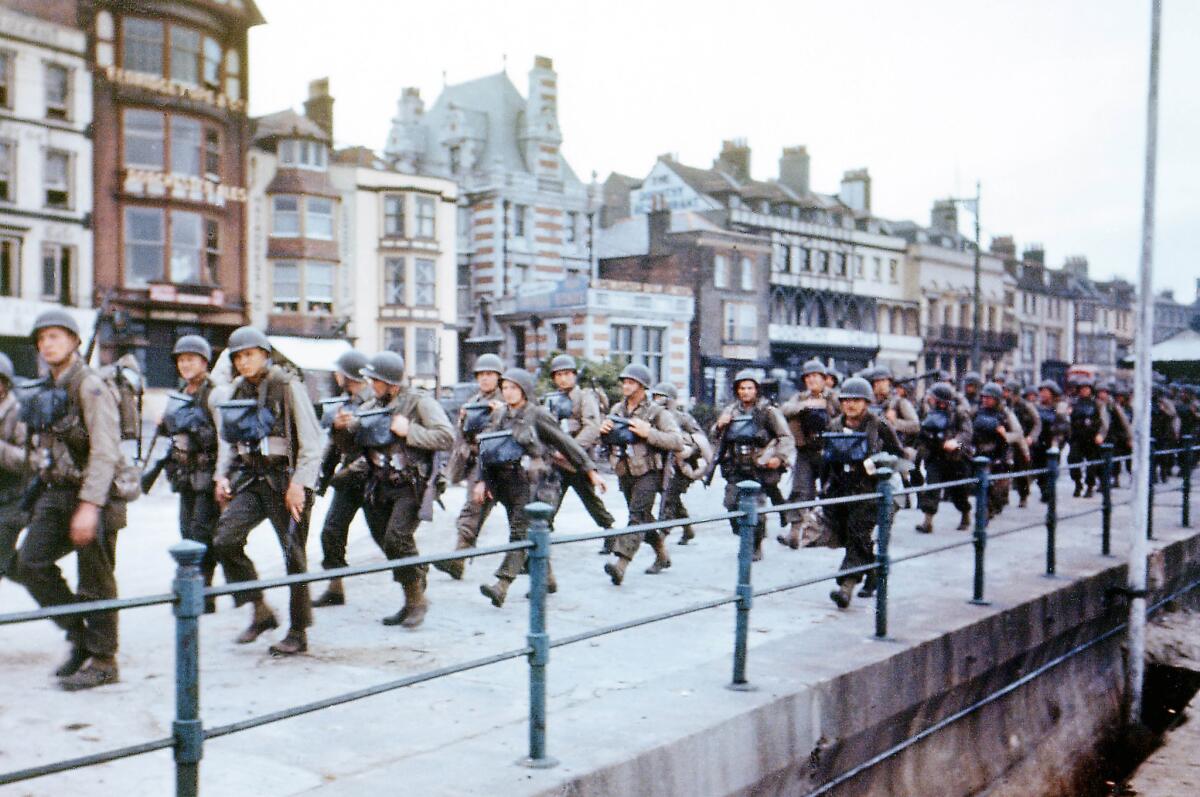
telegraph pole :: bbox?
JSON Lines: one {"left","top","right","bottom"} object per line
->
{"left": 1127, "top": 0, "right": 1162, "bottom": 728}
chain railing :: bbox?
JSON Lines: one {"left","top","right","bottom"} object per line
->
{"left": 0, "top": 437, "right": 1196, "bottom": 794}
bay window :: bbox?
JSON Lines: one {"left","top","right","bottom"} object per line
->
{"left": 414, "top": 258, "right": 436, "bottom": 305}
{"left": 272, "top": 260, "right": 335, "bottom": 315}
{"left": 124, "top": 207, "right": 219, "bottom": 286}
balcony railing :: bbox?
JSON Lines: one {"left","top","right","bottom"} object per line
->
{"left": 925, "top": 325, "right": 1018, "bottom": 351}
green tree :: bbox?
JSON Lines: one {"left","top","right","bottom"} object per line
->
{"left": 538, "top": 351, "right": 623, "bottom": 410}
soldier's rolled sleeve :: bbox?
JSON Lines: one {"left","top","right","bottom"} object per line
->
{"left": 0, "top": 404, "right": 27, "bottom": 476}
{"left": 78, "top": 373, "right": 121, "bottom": 505}
{"left": 404, "top": 396, "right": 454, "bottom": 451}
{"left": 288, "top": 381, "right": 324, "bottom": 489}
{"left": 645, "top": 409, "right": 684, "bottom": 452}
{"left": 892, "top": 399, "right": 921, "bottom": 436}
{"left": 767, "top": 407, "right": 797, "bottom": 461}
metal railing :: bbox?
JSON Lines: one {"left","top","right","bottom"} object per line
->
{"left": 0, "top": 436, "right": 1196, "bottom": 794}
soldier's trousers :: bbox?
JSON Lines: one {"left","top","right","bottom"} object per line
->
{"left": 917, "top": 457, "right": 971, "bottom": 516}
{"left": 361, "top": 478, "right": 425, "bottom": 587}
{"left": 552, "top": 466, "right": 615, "bottom": 530}
{"left": 15, "top": 487, "right": 121, "bottom": 657}
{"left": 659, "top": 471, "right": 694, "bottom": 536}
{"left": 826, "top": 497, "right": 877, "bottom": 588}
{"left": 1012, "top": 448, "right": 1031, "bottom": 500}
{"left": 1032, "top": 446, "right": 1056, "bottom": 500}
{"left": 987, "top": 460, "right": 1011, "bottom": 516}
{"left": 179, "top": 486, "right": 219, "bottom": 586}
{"left": 0, "top": 498, "right": 26, "bottom": 583}
{"left": 320, "top": 485, "right": 364, "bottom": 570}
{"left": 488, "top": 466, "right": 561, "bottom": 581}
{"left": 724, "top": 476, "right": 767, "bottom": 547}
{"left": 612, "top": 471, "right": 663, "bottom": 561}
{"left": 1067, "top": 440, "right": 1100, "bottom": 488}
{"left": 786, "top": 448, "right": 823, "bottom": 523}
{"left": 213, "top": 479, "right": 313, "bottom": 630}
{"left": 455, "top": 471, "right": 497, "bottom": 547}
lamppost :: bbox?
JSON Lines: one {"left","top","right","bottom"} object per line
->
{"left": 946, "top": 182, "right": 983, "bottom": 373}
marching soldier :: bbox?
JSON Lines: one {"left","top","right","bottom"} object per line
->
{"left": 312, "top": 350, "right": 374, "bottom": 606}
{"left": 1150, "top": 384, "right": 1179, "bottom": 484}
{"left": 651, "top": 381, "right": 711, "bottom": 545}
{"left": 542, "top": 354, "right": 616, "bottom": 546}
{"left": 599, "top": 364, "right": 684, "bottom": 584}
{"left": 778, "top": 359, "right": 838, "bottom": 549}
{"left": 824, "top": 368, "right": 842, "bottom": 393}
{"left": 211, "top": 327, "right": 323, "bottom": 656}
{"left": 0, "top": 353, "right": 28, "bottom": 585}
{"left": 1096, "top": 381, "right": 1132, "bottom": 488}
{"left": 1113, "top": 383, "right": 1134, "bottom": 485}
{"left": 871, "top": 368, "right": 921, "bottom": 443}
{"left": 1005, "top": 379, "right": 1040, "bottom": 508}
{"left": 961, "top": 371, "right": 984, "bottom": 409}
{"left": 822, "top": 376, "right": 903, "bottom": 609}
{"left": 431, "top": 353, "right": 504, "bottom": 581}
{"left": 1032, "top": 379, "right": 1070, "bottom": 501}
{"left": 1066, "top": 374, "right": 1109, "bottom": 498}
{"left": 711, "top": 370, "right": 795, "bottom": 561}
{"left": 973, "top": 383, "right": 1020, "bottom": 518}
{"left": 914, "top": 382, "right": 974, "bottom": 533}
{"left": 339, "top": 351, "right": 453, "bottom": 628}
{"left": 473, "top": 368, "right": 605, "bottom": 607}
{"left": 15, "top": 310, "right": 129, "bottom": 689}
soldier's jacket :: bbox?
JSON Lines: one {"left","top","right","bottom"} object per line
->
{"left": 475, "top": 401, "right": 595, "bottom": 493}
{"left": 1011, "top": 398, "right": 1042, "bottom": 447}
{"left": 1151, "top": 397, "right": 1179, "bottom": 444}
{"left": 328, "top": 382, "right": 376, "bottom": 461}
{"left": 545, "top": 385, "right": 604, "bottom": 473}
{"left": 1068, "top": 396, "right": 1110, "bottom": 443}
{"left": 714, "top": 398, "right": 796, "bottom": 482}
{"left": 780, "top": 388, "right": 839, "bottom": 449}
{"left": 667, "top": 403, "right": 713, "bottom": 481}
{"left": 608, "top": 396, "right": 684, "bottom": 478}
{"left": 972, "top": 405, "right": 1021, "bottom": 462}
{"left": 214, "top": 364, "right": 324, "bottom": 490}
{"left": 822, "top": 411, "right": 903, "bottom": 497}
{"left": 445, "top": 386, "right": 498, "bottom": 484}
{"left": 0, "top": 390, "right": 29, "bottom": 500}
{"left": 880, "top": 393, "right": 921, "bottom": 441}
{"left": 350, "top": 386, "right": 454, "bottom": 479}
{"left": 1035, "top": 400, "right": 1071, "bottom": 450}
{"left": 1102, "top": 399, "right": 1133, "bottom": 448}
{"left": 159, "top": 376, "right": 219, "bottom": 491}
{"left": 916, "top": 401, "right": 974, "bottom": 462}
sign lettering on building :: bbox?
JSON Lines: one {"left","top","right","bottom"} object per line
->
{"left": 102, "top": 65, "right": 247, "bottom": 113}
{"left": 123, "top": 168, "right": 247, "bottom": 204}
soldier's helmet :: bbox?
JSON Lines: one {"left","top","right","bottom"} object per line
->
{"left": 501, "top": 367, "right": 537, "bottom": 400}
{"left": 963, "top": 371, "right": 983, "bottom": 386}
{"left": 619, "top": 363, "right": 653, "bottom": 389}
{"left": 548, "top": 353, "right": 577, "bottom": 374}
{"left": 1114, "top": 382, "right": 1132, "bottom": 397}
{"left": 361, "top": 351, "right": 406, "bottom": 385}
{"left": 1037, "top": 378, "right": 1063, "bottom": 396}
{"left": 1073, "top": 373, "right": 1095, "bottom": 389}
{"left": 980, "top": 383, "right": 1005, "bottom": 401}
{"left": 651, "top": 381, "right": 678, "bottom": 401}
{"left": 1097, "top": 380, "right": 1115, "bottom": 395}
{"left": 334, "top": 350, "right": 369, "bottom": 382}
{"left": 929, "top": 382, "right": 956, "bottom": 404}
{"left": 472, "top": 353, "right": 504, "bottom": 375}
{"left": 732, "top": 368, "right": 761, "bottom": 389}
{"left": 173, "top": 334, "right": 213, "bottom": 363}
{"left": 869, "top": 366, "right": 893, "bottom": 383}
{"left": 0, "top": 352, "right": 14, "bottom": 385}
{"left": 838, "top": 377, "right": 873, "bottom": 401}
{"left": 827, "top": 369, "right": 843, "bottom": 386}
{"left": 30, "top": 308, "right": 81, "bottom": 340}
{"left": 226, "top": 326, "right": 272, "bottom": 355}
{"left": 1004, "top": 379, "right": 1022, "bottom": 393}
{"left": 801, "top": 359, "right": 826, "bottom": 377}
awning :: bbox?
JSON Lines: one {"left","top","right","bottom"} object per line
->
{"left": 267, "top": 335, "right": 351, "bottom": 372}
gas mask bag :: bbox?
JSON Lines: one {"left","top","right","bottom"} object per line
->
{"left": 799, "top": 407, "right": 828, "bottom": 436}
{"left": 921, "top": 410, "right": 950, "bottom": 438}
{"left": 355, "top": 409, "right": 398, "bottom": 449}
{"left": 218, "top": 399, "right": 276, "bottom": 444}
{"left": 726, "top": 414, "right": 763, "bottom": 445}
{"left": 822, "top": 431, "right": 869, "bottom": 465}
{"left": 19, "top": 379, "right": 69, "bottom": 433}
{"left": 974, "top": 412, "right": 1001, "bottom": 436}
{"left": 461, "top": 402, "right": 493, "bottom": 438}
{"left": 478, "top": 429, "right": 525, "bottom": 468}
{"left": 601, "top": 415, "right": 636, "bottom": 447}
{"left": 544, "top": 392, "right": 573, "bottom": 421}
{"left": 164, "top": 391, "right": 210, "bottom": 436}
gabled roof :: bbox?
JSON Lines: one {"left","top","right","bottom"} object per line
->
{"left": 253, "top": 109, "right": 329, "bottom": 143}
{"left": 656, "top": 156, "right": 846, "bottom": 212}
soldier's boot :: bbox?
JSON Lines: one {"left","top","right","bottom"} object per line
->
{"left": 60, "top": 656, "right": 119, "bottom": 692}
{"left": 604, "top": 555, "right": 630, "bottom": 586}
{"left": 645, "top": 538, "right": 672, "bottom": 575}
{"left": 268, "top": 628, "right": 308, "bottom": 657}
{"left": 54, "top": 645, "right": 89, "bottom": 678}
{"left": 829, "top": 582, "right": 854, "bottom": 610}
{"left": 383, "top": 579, "right": 429, "bottom": 628}
{"left": 433, "top": 535, "right": 472, "bottom": 580}
{"left": 598, "top": 531, "right": 614, "bottom": 555}
{"left": 1073, "top": 481, "right": 1083, "bottom": 497}
{"left": 858, "top": 571, "right": 877, "bottom": 599}
{"left": 777, "top": 522, "right": 801, "bottom": 549}
{"left": 752, "top": 539, "right": 764, "bottom": 562}
{"left": 313, "top": 577, "right": 346, "bottom": 607}
{"left": 1083, "top": 484, "right": 1094, "bottom": 499}
{"left": 480, "top": 577, "right": 513, "bottom": 608}
{"left": 235, "top": 601, "right": 279, "bottom": 644}
{"left": 957, "top": 510, "right": 972, "bottom": 531}
{"left": 1111, "top": 472, "right": 1121, "bottom": 488}
{"left": 1018, "top": 495, "right": 1028, "bottom": 508}
{"left": 915, "top": 513, "right": 935, "bottom": 534}
{"left": 678, "top": 526, "right": 695, "bottom": 545}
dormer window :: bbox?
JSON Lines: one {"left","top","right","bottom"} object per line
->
{"left": 278, "top": 138, "right": 327, "bottom": 170}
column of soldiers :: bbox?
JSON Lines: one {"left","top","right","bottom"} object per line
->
{"left": 6, "top": 310, "right": 1200, "bottom": 689}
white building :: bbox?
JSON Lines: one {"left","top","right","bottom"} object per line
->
{"left": 0, "top": 6, "right": 96, "bottom": 373}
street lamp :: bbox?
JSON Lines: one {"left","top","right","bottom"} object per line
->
{"left": 946, "top": 181, "right": 983, "bottom": 373}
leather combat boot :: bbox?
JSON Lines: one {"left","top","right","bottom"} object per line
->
{"left": 777, "top": 523, "right": 801, "bottom": 549}
{"left": 957, "top": 510, "right": 972, "bottom": 531}
{"left": 678, "top": 526, "right": 695, "bottom": 545}
{"left": 383, "top": 579, "right": 429, "bottom": 628}
{"left": 480, "top": 577, "right": 512, "bottom": 608}
{"left": 1018, "top": 495, "right": 1028, "bottom": 508}
{"left": 829, "top": 582, "right": 854, "bottom": 609}
{"left": 752, "top": 540, "right": 764, "bottom": 562}
{"left": 858, "top": 572, "right": 877, "bottom": 599}
{"left": 268, "top": 629, "right": 308, "bottom": 657}
{"left": 1083, "top": 484, "right": 1094, "bottom": 498}
{"left": 433, "top": 535, "right": 472, "bottom": 580}
{"left": 644, "top": 538, "right": 671, "bottom": 575}
{"left": 313, "top": 577, "right": 346, "bottom": 607}
{"left": 55, "top": 646, "right": 89, "bottom": 678}
{"left": 60, "top": 656, "right": 119, "bottom": 691}
{"left": 235, "top": 603, "right": 279, "bottom": 644}
{"left": 1073, "top": 482, "right": 1082, "bottom": 497}
{"left": 915, "top": 513, "right": 935, "bottom": 534}
{"left": 604, "top": 555, "right": 629, "bottom": 586}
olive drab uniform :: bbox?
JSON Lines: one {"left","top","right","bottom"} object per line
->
{"left": 1067, "top": 393, "right": 1109, "bottom": 496}
{"left": 714, "top": 398, "right": 795, "bottom": 551}
{"left": 546, "top": 386, "right": 615, "bottom": 530}
{"left": 1150, "top": 393, "right": 1179, "bottom": 483}
{"left": 435, "top": 386, "right": 501, "bottom": 580}
{"left": 212, "top": 365, "right": 323, "bottom": 634}
{"left": 16, "top": 358, "right": 128, "bottom": 661}
{"left": 606, "top": 397, "right": 684, "bottom": 566}
{"left": 161, "top": 378, "right": 220, "bottom": 593}
{"left": 317, "top": 382, "right": 376, "bottom": 573}
{"left": 0, "top": 390, "right": 29, "bottom": 582}
{"left": 780, "top": 388, "right": 839, "bottom": 522}
{"left": 1010, "top": 396, "right": 1042, "bottom": 505}
{"left": 659, "top": 401, "right": 711, "bottom": 544}
{"left": 1033, "top": 398, "right": 1070, "bottom": 501}
{"left": 972, "top": 403, "right": 1020, "bottom": 518}
{"left": 915, "top": 400, "right": 974, "bottom": 527}
{"left": 351, "top": 387, "right": 453, "bottom": 591}
{"left": 1101, "top": 395, "right": 1132, "bottom": 485}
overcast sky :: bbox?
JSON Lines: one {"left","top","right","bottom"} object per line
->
{"left": 249, "top": 0, "right": 1199, "bottom": 302}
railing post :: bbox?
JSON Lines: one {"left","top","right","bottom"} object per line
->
{"left": 1101, "top": 443, "right": 1114, "bottom": 556}
{"left": 1045, "top": 447, "right": 1059, "bottom": 576}
{"left": 1182, "top": 435, "right": 1193, "bottom": 527}
{"left": 520, "top": 502, "right": 558, "bottom": 769}
{"left": 971, "top": 456, "right": 991, "bottom": 604}
{"left": 873, "top": 467, "right": 894, "bottom": 638}
{"left": 1148, "top": 437, "right": 1155, "bottom": 540}
{"left": 170, "top": 541, "right": 206, "bottom": 797}
{"left": 729, "top": 480, "right": 761, "bottom": 691}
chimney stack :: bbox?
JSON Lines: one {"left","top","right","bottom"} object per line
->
{"left": 931, "top": 199, "right": 958, "bottom": 235}
{"left": 838, "top": 168, "right": 871, "bottom": 213}
{"left": 1063, "top": 255, "right": 1089, "bottom": 277}
{"left": 713, "top": 139, "right": 751, "bottom": 182}
{"left": 990, "top": 236, "right": 1016, "bottom": 257}
{"left": 1022, "top": 244, "right": 1045, "bottom": 265}
{"left": 304, "top": 77, "right": 334, "bottom": 142}
{"left": 778, "top": 146, "right": 810, "bottom": 194}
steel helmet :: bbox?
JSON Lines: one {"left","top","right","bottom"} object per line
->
{"left": 226, "top": 326, "right": 272, "bottom": 355}
{"left": 963, "top": 371, "right": 983, "bottom": 387}
{"left": 619, "top": 363, "right": 653, "bottom": 389}
{"left": 334, "top": 350, "right": 369, "bottom": 382}
{"left": 838, "top": 377, "right": 873, "bottom": 401}
{"left": 0, "top": 352, "right": 13, "bottom": 385}
{"left": 361, "top": 351, "right": 406, "bottom": 385}
{"left": 651, "top": 381, "right": 678, "bottom": 401}
{"left": 801, "top": 359, "right": 826, "bottom": 377}
{"left": 929, "top": 382, "right": 956, "bottom": 403}
{"left": 501, "top": 367, "right": 537, "bottom": 400}
{"left": 1037, "top": 379, "right": 1063, "bottom": 397}
{"left": 472, "top": 353, "right": 505, "bottom": 375}
{"left": 869, "top": 366, "right": 893, "bottom": 383}
{"left": 1004, "top": 379, "right": 1022, "bottom": 393}
{"left": 732, "top": 368, "right": 760, "bottom": 388}
{"left": 548, "top": 353, "right": 577, "bottom": 374}
{"left": 172, "top": 334, "right": 213, "bottom": 363}
{"left": 30, "top": 308, "right": 81, "bottom": 339}
{"left": 980, "top": 383, "right": 1005, "bottom": 401}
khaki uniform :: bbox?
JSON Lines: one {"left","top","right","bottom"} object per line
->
{"left": 547, "top": 386, "right": 615, "bottom": 530}
{"left": 160, "top": 377, "right": 220, "bottom": 588}
{"left": 915, "top": 403, "right": 974, "bottom": 518}
{"left": 608, "top": 397, "right": 684, "bottom": 562}
{"left": 317, "top": 383, "right": 377, "bottom": 571}
{"left": 0, "top": 391, "right": 29, "bottom": 582}
{"left": 780, "top": 389, "right": 838, "bottom": 516}
{"left": 449, "top": 387, "right": 501, "bottom": 549}
{"left": 659, "top": 403, "right": 710, "bottom": 541}
{"left": 1067, "top": 395, "right": 1110, "bottom": 492}
{"left": 714, "top": 398, "right": 796, "bottom": 547}
{"left": 16, "top": 357, "right": 127, "bottom": 658}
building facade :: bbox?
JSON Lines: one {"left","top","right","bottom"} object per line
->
{"left": 0, "top": 2, "right": 96, "bottom": 374}
{"left": 999, "top": 240, "right": 1075, "bottom": 385}
{"left": 85, "top": 0, "right": 262, "bottom": 386}
{"left": 1153, "top": 287, "right": 1195, "bottom": 344}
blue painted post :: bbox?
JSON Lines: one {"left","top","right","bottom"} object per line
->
{"left": 1045, "top": 448, "right": 1060, "bottom": 576}
{"left": 971, "top": 456, "right": 991, "bottom": 603}
{"left": 729, "top": 480, "right": 761, "bottom": 691}
{"left": 521, "top": 502, "right": 558, "bottom": 769}
{"left": 1148, "top": 437, "right": 1156, "bottom": 540}
{"left": 170, "top": 541, "right": 206, "bottom": 797}
{"left": 1101, "top": 443, "right": 1114, "bottom": 556}
{"left": 873, "top": 467, "right": 895, "bottom": 638}
{"left": 1182, "top": 434, "right": 1193, "bottom": 528}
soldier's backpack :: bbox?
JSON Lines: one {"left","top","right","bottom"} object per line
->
{"left": 96, "top": 353, "right": 144, "bottom": 445}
